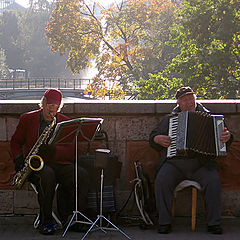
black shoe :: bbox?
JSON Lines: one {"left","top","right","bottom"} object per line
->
{"left": 39, "top": 223, "right": 57, "bottom": 235}
{"left": 207, "top": 225, "right": 223, "bottom": 234}
{"left": 157, "top": 224, "right": 171, "bottom": 234}
{"left": 68, "top": 223, "right": 89, "bottom": 233}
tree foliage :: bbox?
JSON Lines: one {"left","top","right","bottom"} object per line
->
{"left": 0, "top": 1, "right": 73, "bottom": 78}
{"left": 134, "top": 72, "right": 182, "bottom": 99}
{"left": 84, "top": 80, "right": 126, "bottom": 99}
{"left": 0, "top": 48, "right": 9, "bottom": 78}
{"left": 19, "top": 9, "right": 69, "bottom": 77}
{"left": 135, "top": 0, "right": 240, "bottom": 99}
{"left": 0, "top": 10, "right": 24, "bottom": 69}
{"left": 46, "top": 0, "right": 176, "bottom": 98}
{"left": 169, "top": 0, "right": 240, "bottom": 98}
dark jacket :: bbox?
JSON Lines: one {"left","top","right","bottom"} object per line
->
{"left": 149, "top": 103, "right": 233, "bottom": 174}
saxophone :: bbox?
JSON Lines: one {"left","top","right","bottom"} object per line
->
{"left": 12, "top": 116, "right": 57, "bottom": 190}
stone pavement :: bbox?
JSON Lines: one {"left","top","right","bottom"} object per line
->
{"left": 1, "top": 215, "right": 240, "bottom": 240}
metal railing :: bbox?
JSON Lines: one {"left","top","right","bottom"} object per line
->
{"left": 0, "top": 77, "right": 92, "bottom": 90}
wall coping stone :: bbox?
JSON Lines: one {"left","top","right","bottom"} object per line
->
{"left": 0, "top": 99, "right": 240, "bottom": 115}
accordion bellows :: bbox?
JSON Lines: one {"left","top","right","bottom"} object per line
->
{"left": 167, "top": 111, "right": 227, "bottom": 158}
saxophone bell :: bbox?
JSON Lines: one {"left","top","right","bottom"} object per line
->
{"left": 28, "top": 154, "right": 44, "bottom": 171}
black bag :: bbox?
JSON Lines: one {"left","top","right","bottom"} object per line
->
{"left": 78, "top": 130, "right": 122, "bottom": 215}
{"left": 88, "top": 185, "right": 116, "bottom": 214}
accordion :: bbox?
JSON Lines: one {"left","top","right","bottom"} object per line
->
{"left": 167, "top": 111, "right": 227, "bottom": 158}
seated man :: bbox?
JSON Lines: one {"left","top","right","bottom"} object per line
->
{"left": 10, "top": 89, "right": 89, "bottom": 235}
{"left": 149, "top": 86, "right": 233, "bottom": 234}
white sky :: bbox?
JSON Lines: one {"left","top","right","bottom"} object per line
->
{"left": 15, "top": 0, "right": 119, "bottom": 8}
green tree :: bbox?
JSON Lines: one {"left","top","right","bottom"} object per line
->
{"left": 0, "top": 48, "right": 9, "bottom": 78}
{"left": 29, "top": 0, "right": 56, "bottom": 11}
{"left": 134, "top": 72, "right": 182, "bottom": 99}
{"left": 46, "top": 0, "right": 176, "bottom": 98}
{"left": 0, "top": 3, "right": 73, "bottom": 78}
{"left": 19, "top": 8, "right": 69, "bottom": 77}
{"left": 168, "top": 0, "right": 240, "bottom": 99}
{"left": 0, "top": 10, "right": 24, "bottom": 69}
{"left": 135, "top": 0, "right": 240, "bottom": 99}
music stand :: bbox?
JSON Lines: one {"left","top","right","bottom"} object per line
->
{"left": 48, "top": 117, "right": 104, "bottom": 238}
{"left": 81, "top": 150, "right": 131, "bottom": 240}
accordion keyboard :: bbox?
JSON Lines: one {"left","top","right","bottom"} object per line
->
{"left": 167, "top": 115, "right": 179, "bottom": 158}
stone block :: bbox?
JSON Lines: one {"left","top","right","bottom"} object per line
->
{"left": 236, "top": 102, "right": 240, "bottom": 113}
{"left": 222, "top": 190, "right": 240, "bottom": 216}
{"left": 61, "top": 102, "right": 74, "bottom": 114}
{"left": 224, "top": 115, "right": 240, "bottom": 141}
{"left": 201, "top": 101, "right": 236, "bottom": 114}
{"left": 116, "top": 116, "right": 157, "bottom": 141}
{"left": 14, "top": 189, "right": 39, "bottom": 215}
{"left": 155, "top": 101, "right": 176, "bottom": 113}
{"left": 0, "top": 117, "right": 7, "bottom": 141}
{"left": 0, "top": 142, "right": 15, "bottom": 190}
{"left": 0, "top": 102, "right": 39, "bottom": 114}
{"left": 74, "top": 101, "right": 155, "bottom": 115}
{"left": 0, "top": 190, "right": 14, "bottom": 214}
{"left": 218, "top": 142, "right": 240, "bottom": 191}
{"left": 99, "top": 117, "right": 116, "bottom": 141}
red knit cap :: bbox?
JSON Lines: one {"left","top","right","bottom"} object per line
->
{"left": 44, "top": 89, "right": 62, "bottom": 106}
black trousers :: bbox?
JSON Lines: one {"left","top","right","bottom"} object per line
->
{"left": 30, "top": 162, "right": 89, "bottom": 225}
{"left": 154, "top": 160, "right": 222, "bottom": 226}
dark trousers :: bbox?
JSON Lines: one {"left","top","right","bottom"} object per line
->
{"left": 154, "top": 161, "right": 222, "bottom": 226}
{"left": 30, "top": 162, "right": 89, "bottom": 225}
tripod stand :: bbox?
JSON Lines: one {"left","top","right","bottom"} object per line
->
{"left": 62, "top": 134, "right": 97, "bottom": 237}
{"left": 48, "top": 117, "right": 104, "bottom": 238}
{"left": 81, "top": 165, "right": 131, "bottom": 240}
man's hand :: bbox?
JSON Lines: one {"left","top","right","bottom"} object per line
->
{"left": 14, "top": 155, "right": 24, "bottom": 172}
{"left": 38, "top": 144, "right": 56, "bottom": 158}
{"left": 220, "top": 127, "right": 231, "bottom": 143}
{"left": 154, "top": 135, "right": 171, "bottom": 148}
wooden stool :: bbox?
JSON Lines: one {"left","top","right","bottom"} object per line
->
{"left": 172, "top": 180, "right": 201, "bottom": 231}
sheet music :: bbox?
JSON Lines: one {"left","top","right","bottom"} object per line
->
{"left": 49, "top": 117, "right": 103, "bottom": 144}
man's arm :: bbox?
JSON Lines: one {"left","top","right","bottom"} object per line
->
{"left": 149, "top": 115, "right": 171, "bottom": 151}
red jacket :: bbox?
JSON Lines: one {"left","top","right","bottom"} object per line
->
{"left": 10, "top": 109, "right": 74, "bottom": 165}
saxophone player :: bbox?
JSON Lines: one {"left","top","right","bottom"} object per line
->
{"left": 10, "top": 89, "right": 89, "bottom": 235}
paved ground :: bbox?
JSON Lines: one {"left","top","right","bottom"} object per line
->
{"left": 0, "top": 215, "right": 240, "bottom": 240}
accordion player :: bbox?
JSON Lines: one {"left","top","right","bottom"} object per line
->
{"left": 167, "top": 111, "right": 227, "bottom": 158}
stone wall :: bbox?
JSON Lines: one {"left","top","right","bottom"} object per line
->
{"left": 1, "top": 99, "right": 240, "bottom": 217}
